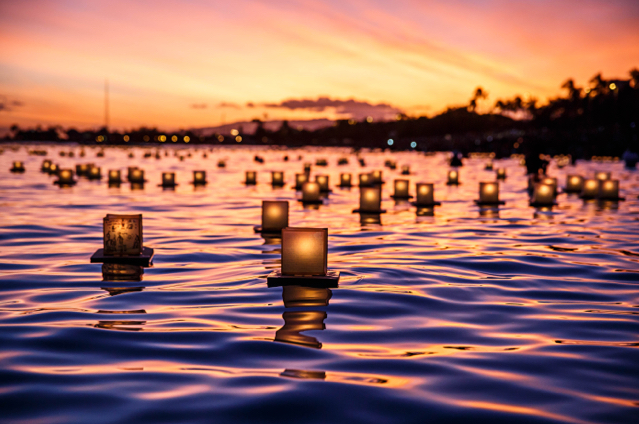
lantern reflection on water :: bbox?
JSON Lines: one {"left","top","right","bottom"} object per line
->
{"left": 255, "top": 201, "right": 289, "bottom": 233}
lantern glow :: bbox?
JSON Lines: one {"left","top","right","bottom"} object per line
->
{"left": 11, "top": 161, "right": 25, "bottom": 172}
{"left": 598, "top": 180, "right": 621, "bottom": 200}
{"left": 88, "top": 166, "right": 102, "bottom": 180}
{"left": 245, "top": 171, "right": 257, "bottom": 185}
{"left": 392, "top": 179, "right": 411, "bottom": 198}
{"left": 447, "top": 170, "right": 459, "bottom": 185}
{"left": 485, "top": 162, "right": 494, "bottom": 171}
{"left": 415, "top": 183, "right": 440, "bottom": 206}
{"left": 371, "top": 170, "right": 383, "bottom": 184}
{"left": 108, "top": 170, "right": 121, "bottom": 184}
{"left": 580, "top": 179, "right": 600, "bottom": 199}
{"left": 595, "top": 171, "right": 611, "bottom": 181}
{"left": 257, "top": 200, "right": 289, "bottom": 233}
{"left": 103, "top": 214, "right": 143, "bottom": 256}
{"left": 301, "top": 182, "right": 322, "bottom": 203}
{"left": 294, "top": 173, "right": 308, "bottom": 190}
{"left": 477, "top": 182, "right": 502, "bottom": 205}
{"left": 161, "top": 172, "right": 176, "bottom": 187}
{"left": 271, "top": 171, "right": 284, "bottom": 186}
{"left": 281, "top": 228, "right": 327, "bottom": 276}
{"left": 401, "top": 165, "right": 410, "bottom": 175}
{"left": 496, "top": 168, "right": 506, "bottom": 179}
{"left": 339, "top": 173, "right": 352, "bottom": 187}
{"left": 565, "top": 175, "right": 584, "bottom": 193}
{"left": 128, "top": 168, "right": 145, "bottom": 183}
{"left": 54, "top": 168, "right": 76, "bottom": 186}
{"left": 41, "top": 160, "right": 52, "bottom": 172}
{"left": 531, "top": 183, "right": 556, "bottom": 206}
{"left": 192, "top": 171, "right": 207, "bottom": 185}
{"left": 359, "top": 173, "right": 372, "bottom": 187}
{"left": 315, "top": 175, "right": 330, "bottom": 192}
{"left": 355, "top": 187, "right": 384, "bottom": 213}
{"left": 48, "top": 163, "right": 59, "bottom": 175}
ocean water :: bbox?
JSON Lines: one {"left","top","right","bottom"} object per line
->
{"left": 0, "top": 145, "right": 638, "bottom": 424}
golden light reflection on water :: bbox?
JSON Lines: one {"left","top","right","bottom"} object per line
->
{"left": 0, "top": 146, "right": 638, "bottom": 422}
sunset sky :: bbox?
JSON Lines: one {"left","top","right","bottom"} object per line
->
{"left": 1, "top": 0, "right": 638, "bottom": 132}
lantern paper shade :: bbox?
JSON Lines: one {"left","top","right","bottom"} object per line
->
{"left": 595, "top": 171, "right": 611, "bottom": 181}
{"left": 48, "top": 164, "right": 59, "bottom": 174}
{"left": 371, "top": 170, "right": 383, "bottom": 184}
{"left": 359, "top": 187, "right": 382, "bottom": 212}
{"left": 542, "top": 177, "right": 558, "bottom": 194}
{"left": 479, "top": 182, "right": 500, "bottom": 203}
{"left": 302, "top": 182, "right": 321, "bottom": 202}
{"left": 281, "top": 228, "right": 328, "bottom": 276}
{"left": 129, "top": 168, "right": 145, "bottom": 183}
{"left": 416, "top": 183, "right": 435, "bottom": 205}
{"left": 127, "top": 167, "right": 138, "bottom": 182}
{"left": 566, "top": 175, "right": 583, "bottom": 193}
{"left": 161, "top": 172, "right": 176, "bottom": 186}
{"left": 271, "top": 171, "right": 284, "bottom": 186}
{"left": 41, "top": 160, "right": 52, "bottom": 172}
{"left": 531, "top": 184, "right": 555, "bottom": 205}
{"left": 303, "top": 163, "right": 312, "bottom": 173}
{"left": 340, "top": 173, "right": 352, "bottom": 186}
{"left": 88, "top": 166, "right": 102, "bottom": 180}
{"left": 581, "top": 179, "right": 600, "bottom": 198}
{"left": 359, "top": 173, "right": 372, "bottom": 187}
{"left": 262, "top": 201, "right": 289, "bottom": 231}
{"left": 11, "top": 161, "right": 25, "bottom": 172}
{"left": 295, "top": 173, "right": 308, "bottom": 190}
{"left": 598, "top": 180, "right": 620, "bottom": 200}
{"left": 485, "top": 162, "right": 494, "bottom": 170}
{"left": 103, "top": 214, "right": 143, "bottom": 256}
{"left": 76, "top": 164, "right": 90, "bottom": 176}
{"left": 193, "top": 171, "right": 207, "bottom": 185}
{"left": 56, "top": 169, "right": 75, "bottom": 185}
{"left": 401, "top": 165, "right": 410, "bottom": 175}
{"left": 108, "top": 170, "right": 121, "bottom": 183}
{"left": 245, "top": 171, "right": 257, "bottom": 185}
{"left": 496, "top": 168, "right": 506, "bottom": 179}
{"left": 393, "top": 179, "right": 410, "bottom": 198}
{"left": 447, "top": 170, "right": 459, "bottom": 184}
{"left": 315, "top": 175, "right": 329, "bottom": 192}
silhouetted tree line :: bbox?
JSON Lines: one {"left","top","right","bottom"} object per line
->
{"left": 4, "top": 68, "right": 637, "bottom": 158}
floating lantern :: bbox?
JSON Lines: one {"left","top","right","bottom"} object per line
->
{"left": 565, "top": 175, "right": 584, "bottom": 193}
{"left": 271, "top": 171, "right": 284, "bottom": 186}
{"left": 48, "top": 163, "right": 59, "bottom": 175}
{"left": 371, "top": 170, "right": 383, "bottom": 184}
{"left": 316, "top": 158, "right": 327, "bottom": 166}
{"left": 76, "top": 164, "right": 90, "bottom": 177}
{"left": 391, "top": 179, "right": 412, "bottom": 199}
{"left": 401, "top": 165, "right": 410, "bottom": 175}
{"left": 91, "top": 214, "right": 153, "bottom": 266}
{"left": 255, "top": 200, "right": 289, "bottom": 234}
{"left": 300, "top": 182, "right": 322, "bottom": 204}
{"left": 294, "top": 173, "right": 308, "bottom": 190}
{"left": 303, "top": 163, "right": 312, "bottom": 173}
{"left": 359, "top": 173, "right": 372, "bottom": 187}
{"left": 267, "top": 227, "right": 339, "bottom": 286}
{"left": 160, "top": 172, "right": 177, "bottom": 187}
{"left": 108, "top": 170, "right": 122, "bottom": 184}
{"left": 496, "top": 168, "right": 506, "bottom": 179}
{"left": 413, "top": 183, "right": 441, "bottom": 207}
{"left": 476, "top": 182, "right": 504, "bottom": 205}
{"left": 218, "top": 160, "right": 226, "bottom": 168}
{"left": 10, "top": 161, "right": 25, "bottom": 173}
{"left": 595, "top": 171, "right": 611, "bottom": 181}
{"left": 315, "top": 175, "right": 330, "bottom": 192}
{"left": 541, "top": 177, "right": 558, "bottom": 195}
{"left": 339, "top": 173, "right": 352, "bottom": 187}
{"left": 354, "top": 187, "right": 385, "bottom": 213}
{"left": 598, "top": 179, "right": 623, "bottom": 200}
{"left": 54, "top": 168, "right": 76, "bottom": 186}
{"left": 88, "top": 166, "right": 102, "bottom": 180}
{"left": 530, "top": 183, "right": 556, "bottom": 206}
{"left": 337, "top": 157, "right": 349, "bottom": 165}
{"left": 192, "top": 170, "right": 207, "bottom": 185}
{"left": 447, "top": 170, "right": 459, "bottom": 185}
{"left": 580, "top": 179, "right": 600, "bottom": 199}
{"left": 245, "top": 171, "right": 257, "bottom": 185}
{"left": 41, "top": 160, "right": 52, "bottom": 172}
{"left": 128, "top": 168, "right": 145, "bottom": 184}
{"left": 485, "top": 161, "right": 494, "bottom": 171}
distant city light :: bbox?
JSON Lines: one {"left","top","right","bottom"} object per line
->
{"left": 235, "top": 135, "right": 242, "bottom": 142}
{"left": 217, "top": 135, "right": 224, "bottom": 142}
{"left": 143, "top": 135, "right": 150, "bottom": 142}
{"left": 366, "top": 116, "right": 373, "bottom": 123}
{"left": 159, "top": 135, "right": 166, "bottom": 142}
{"left": 171, "top": 135, "right": 178, "bottom": 142}
{"left": 348, "top": 119, "right": 355, "bottom": 125}
{"left": 387, "top": 139, "right": 394, "bottom": 146}
{"left": 410, "top": 141, "right": 417, "bottom": 148}
{"left": 609, "top": 83, "right": 617, "bottom": 90}
{"left": 184, "top": 136, "right": 190, "bottom": 142}
{"left": 231, "top": 129, "right": 239, "bottom": 136}
{"left": 123, "top": 135, "right": 129, "bottom": 142}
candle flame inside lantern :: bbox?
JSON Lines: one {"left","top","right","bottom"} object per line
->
{"left": 281, "top": 227, "right": 328, "bottom": 276}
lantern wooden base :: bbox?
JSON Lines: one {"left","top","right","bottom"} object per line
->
{"left": 53, "top": 180, "right": 77, "bottom": 186}
{"left": 190, "top": 181, "right": 208, "bottom": 185}
{"left": 91, "top": 246, "right": 154, "bottom": 266}
{"left": 244, "top": 181, "right": 257, "bottom": 185}
{"left": 129, "top": 179, "right": 148, "bottom": 183}
{"left": 319, "top": 189, "right": 333, "bottom": 193}
{"left": 298, "top": 199, "right": 324, "bottom": 205}
{"left": 253, "top": 226, "right": 283, "bottom": 235}
{"left": 271, "top": 182, "right": 285, "bottom": 187}
{"left": 446, "top": 182, "right": 460, "bottom": 186}
{"left": 352, "top": 209, "right": 387, "bottom": 214}
{"left": 10, "top": 169, "right": 25, "bottom": 173}
{"left": 159, "top": 183, "right": 178, "bottom": 187}
{"left": 411, "top": 201, "right": 441, "bottom": 207}
{"left": 474, "top": 200, "right": 505, "bottom": 206}
{"left": 529, "top": 201, "right": 558, "bottom": 207}
{"left": 267, "top": 270, "right": 340, "bottom": 288}
{"left": 338, "top": 184, "right": 352, "bottom": 188}
{"left": 390, "top": 194, "right": 414, "bottom": 200}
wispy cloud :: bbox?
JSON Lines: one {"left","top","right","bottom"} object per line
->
{"left": 264, "top": 97, "right": 402, "bottom": 120}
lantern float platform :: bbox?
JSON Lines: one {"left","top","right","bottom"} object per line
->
{"left": 53, "top": 180, "right": 77, "bottom": 186}
{"left": 474, "top": 200, "right": 505, "bottom": 206}
{"left": 352, "top": 209, "right": 387, "bottom": 213}
{"left": 529, "top": 201, "right": 558, "bottom": 207}
{"left": 253, "top": 226, "right": 283, "bottom": 235}
{"left": 390, "top": 194, "right": 414, "bottom": 200}
{"left": 298, "top": 199, "right": 324, "bottom": 205}
{"left": 446, "top": 182, "right": 461, "bottom": 186}
{"left": 411, "top": 201, "right": 441, "bottom": 207}
{"left": 267, "top": 270, "right": 340, "bottom": 288}
{"left": 91, "top": 246, "right": 154, "bottom": 266}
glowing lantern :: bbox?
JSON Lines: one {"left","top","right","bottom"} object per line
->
{"left": 271, "top": 171, "right": 284, "bottom": 186}
{"left": 530, "top": 183, "right": 555, "bottom": 206}
{"left": 315, "top": 175, "right": 330, "bottom": 192}
{"left": 392, "top": 179, "right": 411, "bottom": 198}
{"left": 496, "top": 168, "right": 506, "bottom": 179}
{"left": 303, "top": 163, "right": 312, "bottom": 173}
{"left": 54, "top": 168, "right": 76, "bottom": 186}
{"left": 447, "top": 170, "right": 459, "bottom": 185}
{"left": 301, "top": 182, "right": 322, "bottom": 203}
{"left": 281, "top": 228, "right": 327, "bottom": 276}
{"left": 355, "top": 187, "right": 384, "bottom": 213}
{"left": 192, "top": 170, "right": 207, "bottom": 185}
{"left": 359, "top": 173, "right": 372, "bottom": 187}
{"left": 76, "top": 164, "right": 90, "bottom": 176}
{"left": 10, "top": 161, "right": 25, "bottom": 173}
{"left": 477, "top": 182, "right": 502, "bottom": 205}
{"left": 414, "top": 183, "right": 440, "bottom": 206}
{"left": 401, "top": 165, "right": 410, "bottom": 175}
{"left": 217, "top": 160, "right": 226, "bottom": 168}
{"left": 256, "top": 200, "right": 289, "bottom": 233}
{"left": 542, "top": 177, "right": 558, "bottom": 194}
{"left": 41, "top": 160, "right": 52, "bottom": 172}
{"left": 294, "top": 173, "right": 308, "bottom": 190}
{"left": 485, "top": 161, "right": 494, "bottom": 171}
{"left": 160, "top": 172, "right": 176, "bottom": 187}
{"left": 48, "top": 163, "right": 59, "bottom": 175}
{"left": 339, "top": 173, "right": 352, "bottom": 187}
{"left": 91, "top": 214, "right": 153, "bottom": 267}
{"left": 371, "top": 170, "right": 383, "bottom": 184}
{"left": 245, "top": 171, "right": 257, "bottom": 185}
{"left": 316, "top": 158, "right": 328, "bottom": 166}
{"left": 88, "top": 166, "right": 102, "bottom": 180}
{"left": 598, "top": 180, "right": 621, "bottom": 200}
{"left": 565, "top": 175, "right": 584, "bottom": 193}
{"left": 595, "top": 171, "right": 611, "bottom": 181}
{"left": 108, "top": 170, "right": 122, "bottom": 184}
{"left": 580, "top": 179, "right": 600, "bottom": 199}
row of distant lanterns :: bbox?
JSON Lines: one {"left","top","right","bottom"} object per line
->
{"left": 9, "top": 158, "right": 625, "bottom": 206}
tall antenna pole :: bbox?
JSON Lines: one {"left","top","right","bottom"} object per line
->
{"left": 104, "top": 79, "right": 109, "bottom": 131}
